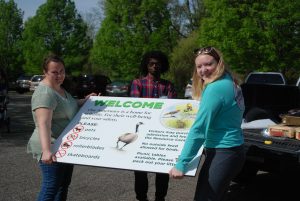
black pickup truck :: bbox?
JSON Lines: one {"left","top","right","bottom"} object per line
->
{"left": 236, "top": 83, "right": 300, "bottom": 182}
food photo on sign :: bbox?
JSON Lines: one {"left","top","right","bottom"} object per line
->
{"left": 52, "top": 96, "right": 203, "bottom": 176}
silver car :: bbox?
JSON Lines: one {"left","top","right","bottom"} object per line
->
{"left": 106, "top": 80, "right": 130, "bottom": 97}
{"left": 16, "top": 75, "right": 32, "bottom": 93}
{"left": 30, "top": 75, "right": 45, "bottom": 91}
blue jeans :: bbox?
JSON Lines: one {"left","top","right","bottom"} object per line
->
{"left": 37, "top": 161, "right": 74, "bottom": 201}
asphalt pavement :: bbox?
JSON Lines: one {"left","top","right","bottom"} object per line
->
{"left": 0, "top": 91, "right": 198, "bottom": 201}
{"left": 0, "top": 91, "right": 299, "bottom": 201}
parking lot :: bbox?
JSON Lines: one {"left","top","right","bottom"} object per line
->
{"left": 0, "top": 91, "right": 299, "bottom": 201}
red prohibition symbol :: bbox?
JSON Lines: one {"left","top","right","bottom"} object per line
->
{"left": 61, "top": 141, "right": 73, "bottom": 149}
{"left": 55, "top": 149, "right": 66, "bottom": 158}
{"left": 73, "top": 125, "right": 84, "bottom": 133}
{"left": 56, "top": 124, "right": 84, "bottom": 158}
{"left": 67, "top": 133, "right": 78, "bottom": 141}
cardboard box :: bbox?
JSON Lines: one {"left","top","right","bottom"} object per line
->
{"left": 281, "top": 115, "right": 300, "bottom": 126}
{"left": 268, "top": 124, "right": 295, "bottom": 138}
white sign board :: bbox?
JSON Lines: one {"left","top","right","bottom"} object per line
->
{"left": 52, "top": 96, "right": 203, "bottom": 176}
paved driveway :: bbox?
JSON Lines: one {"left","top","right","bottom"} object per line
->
{"left": 0, "top": 91, "right": 197, "bottom": 201}
{"left": 1, "top": 91, "right": 298, "bottom": 201}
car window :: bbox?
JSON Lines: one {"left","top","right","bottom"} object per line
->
{"left": 31, "top": 76, "right": 44, "bottom": 82}
{"left": 82, "top": 76, "right": 93, "bottom": 82}
{"left": 94, "top": 75, "right": 111, "bottom": 84}
{"left": 245, "top": 73, "right": 285, "bottom": 85}
{"left": 18, "top": 75, "right": 32, "bottom": 81}
{"left": 108, "top": 80, "right": 129, "bottom": 86}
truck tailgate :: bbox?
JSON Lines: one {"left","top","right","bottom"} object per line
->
{"left": 243, "top": 129, "right": 300, "bottom": 154}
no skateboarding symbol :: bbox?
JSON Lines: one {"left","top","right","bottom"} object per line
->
{"left": 55, "top": 125, "right": 84, "bottom": 158}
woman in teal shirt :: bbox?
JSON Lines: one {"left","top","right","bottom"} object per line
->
{"left": 169, "top": 47, "right": 245, "bottom": 201}
{"left": 27, "top": 54, "right": 96, "bottom": 201}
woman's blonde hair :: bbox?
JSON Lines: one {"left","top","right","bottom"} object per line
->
{"left": 192, "top": 47, "right": 226, "bottom": 100}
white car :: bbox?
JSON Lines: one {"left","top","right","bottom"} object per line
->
{"left": 30, "top": 75, "right": 45, "bottom": 91}
{"left": 184, "top": 79, "right": 193, "bottom": 99}
{"left": 15, "top": 75, "right": 32, "bottom": 93}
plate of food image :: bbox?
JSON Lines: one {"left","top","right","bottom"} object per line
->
{"left": 160, "top": 102, "right": 199, "bottom": 130}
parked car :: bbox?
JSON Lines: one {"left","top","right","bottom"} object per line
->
{"left": 16, "top": 75, "right": 32, "bottom": 93}
{"left": 184, "top": 78, "right": 193, "bottom": 99}
{"left": 30, "top": 75, "right": 45, "bottom": 91}
{"left": 244, "top": 72, "right": 287, "bottom": 85}
{"left": 61, "top": 75, "right": 77, "bottom": 96}
{"left": 106, "top": 80, "right": 130, "bottom": 97}
{"left": 75, "top": 74, "right": 111, "bottom": 98}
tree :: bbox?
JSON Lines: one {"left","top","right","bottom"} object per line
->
{"left": 81, "top": 0, "right": 103, "bottom": 40}
{"left": 0, "top": 0, "right": 23, "bottom": 79}
{"left": 166, "top": 0, "right": 205, "bottom": 97}
{"left": 166, "top": 31, "right": 199, "bottom": 96}
{"left": 168, "top": 0, "right": 205, "bottom": 37}
{"left": 196, "top": 0, "right": 300, "bottom": 81}
{"left": 90, "top": 0, "right": 178, "bottom": 80}
{"left": 22, "top": 0, "right": 92, "bottom": 75}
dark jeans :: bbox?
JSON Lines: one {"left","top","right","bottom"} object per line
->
{"left": 37, "top": 161, "right": 74, "bottom": 201}
{"left": 134, "top": 171, "right": 169, "bottom": 201}
{"left": 194, "top": 145, "right": 245, "bottom": 201}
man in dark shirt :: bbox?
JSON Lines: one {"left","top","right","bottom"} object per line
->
{"left": 130, "top": 50, "right": 177, "bottom": 201}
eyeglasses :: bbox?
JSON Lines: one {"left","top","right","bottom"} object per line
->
{"left": 148, "top": 61, "right": 161, "bottom": 67}
{"left": 193, "top": 46, "right": 220, "bottom": 61}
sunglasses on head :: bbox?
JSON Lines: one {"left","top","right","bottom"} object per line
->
{"left": 194, "top": 46, "right": 214, "bottom": 55}
{"left": 193, "top": 46, "right": 220, "bottom": 61}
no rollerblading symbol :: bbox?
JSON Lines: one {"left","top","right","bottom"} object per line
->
{"left": 61, "top": 141, "right": 73, "bottom": 149}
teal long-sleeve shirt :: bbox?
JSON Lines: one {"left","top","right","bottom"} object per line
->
{"left": 175, "top": 73, "right": 245, "bottom": 173}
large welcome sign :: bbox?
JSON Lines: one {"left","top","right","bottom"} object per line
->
{"left": 52, "top": 96, "right": 203, "bottom": 176}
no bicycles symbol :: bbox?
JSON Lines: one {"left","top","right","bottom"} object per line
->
{"left": 55, "top": 124, "right": 85, "bottom": 158}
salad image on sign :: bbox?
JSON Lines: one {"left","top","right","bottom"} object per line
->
{"left": 160, "top": 102, "right": 198, "bottom": 130}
